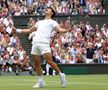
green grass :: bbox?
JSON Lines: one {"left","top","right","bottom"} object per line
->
{"left": 0, "top": 75, "right": 108, "bottom": 90}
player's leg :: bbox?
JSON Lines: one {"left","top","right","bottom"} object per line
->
{"left": 31, "top": 44, "right": 45, "bottom": 88}
{"left": 32, "top": 55, "right": 45, "bottom": 88}
{"left": 43, "top": 52, "right": 67, "bottom": 87}
{"left": 33, "top": 55, "right": 42, "bottom": 76}
{"left": 44, "top": 53, "right": 60, "bottom": 73}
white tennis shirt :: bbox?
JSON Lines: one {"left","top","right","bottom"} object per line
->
{"left": 32, "top": 19, "right": 58, "bottom": 44}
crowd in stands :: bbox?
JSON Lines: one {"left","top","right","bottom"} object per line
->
{"left": 0, "top": 0, "right": 108, "bottom": 74}
{"left": 49, "top": 20, "right": 108, "bottom": 64}
{"left": 0, "top": 17, "right": 32, "bottom": 75}
{"left": 0, "top": 0, "right": 106, "bottom": 17}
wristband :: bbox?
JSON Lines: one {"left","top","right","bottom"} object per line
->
{"left": 16, "top": 29, "right": 21, "bottom": 33}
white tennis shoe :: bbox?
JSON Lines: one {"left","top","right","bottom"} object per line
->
{"left": 60, "top": 73, "right": 67, "bottom": 88}
{"left": 33, "top": 80, "right": 45, "bottom": 88}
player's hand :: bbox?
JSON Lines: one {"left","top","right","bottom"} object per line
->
{"left": 65, "top": 26, "right": 71, "bottom": 32}
{"left": 12, "top": 27, "right": 17, "bottom": 34}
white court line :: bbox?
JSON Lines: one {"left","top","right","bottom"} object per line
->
{"left": 17, "top": 80, "right": 108, "bottom": 86}
{"left": 0, "top": 81, "right": 108, "bottom": 86}
{"left": 71, "top": 82, "right": 108, "bottom": 86}
{"left": 46, "top": 81, "right": 108, "bottom": 86}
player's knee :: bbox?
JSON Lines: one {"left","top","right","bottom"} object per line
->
{"left": 46, "top": 60, "right": 53, "bottom": 65}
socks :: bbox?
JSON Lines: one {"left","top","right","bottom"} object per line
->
{"left": 38, "top": 76, "right": 43, "bottom": 82}
{"left": 59, "top": 72, "right": 66, "bottom": 77}
{"left": 59, "top": 72, "right": 62, "bottom": 77}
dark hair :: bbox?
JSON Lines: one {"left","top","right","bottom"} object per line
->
{"left": 47, "top": 7, "right": 56, "bottom": 18}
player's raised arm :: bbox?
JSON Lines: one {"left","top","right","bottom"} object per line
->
{"left": 54, "top": 24, "right": 70, "bottom": 33}
{"left": 13, "top": 25, "right": 36, "bottom": 34}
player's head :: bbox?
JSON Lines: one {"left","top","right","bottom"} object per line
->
{"left": 45, "top": 7, "right": 56, "bottom": 18}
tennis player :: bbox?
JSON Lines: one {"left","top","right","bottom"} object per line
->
{"left": 13, "top": 7, "right": 69, "bottom": 88}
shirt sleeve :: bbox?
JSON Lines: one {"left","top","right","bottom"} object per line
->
{"left": 52, "top": 20, "right": 59, "bottom": 28}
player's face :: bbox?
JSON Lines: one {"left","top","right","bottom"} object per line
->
{"left": 45, "top": 8, "right": 53, "bottom": 16}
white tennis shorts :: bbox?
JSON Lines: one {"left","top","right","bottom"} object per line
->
{"left": 31, "top": 43, "right": 51, "bottom": 55}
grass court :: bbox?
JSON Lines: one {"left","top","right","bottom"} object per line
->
{"left": 0, "top": 75, "right": 108, "bottom": 90}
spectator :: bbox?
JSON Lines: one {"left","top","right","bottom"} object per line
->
{"left": 18, "top": 46, "right": 26, "bottom": 61}
{"left": 103, "top": 52, "right": 108, "bottom": 63}
{"left": 6, "top": 22, "right": 13, "bottom": 35}
{"left": 12, "top": 54, "right": 22, "bottom": 75}
{"left": 76, "top": 52, "right": 85, "bottom": 63}
{"left": 27, "top": 18, "right": 36, "bottom": 28}
{"left": 0, "top": 54, "right": 4, "bottom": 64}
{"left": 7, "top": 43, "right": 14, "bottom": 55}
{"left": 26, "top": 0, "right": 34, "bottom": 6}
{"left": 27, "top": 5, "right": 34, "bottom": 15}
{"left": 98, "top": 48, "right": 104, "bottom": 63}
{"left": 0, "top": 0, "right": 8, "bottom": 9}
{"left": 3, "top": 51, "right": 13, "bottom": 72}
{"left": 101, "top": 24, "right": 108, "bottom": 38}
{"left": 0, "top": 43, "right": 5, "bottom": 54}
{"left": 37, "top": 0, "right": 46, "bottom": 15}
{"left": 0, "top": 54, "right": 4, "bottom": 72}
{"left": 14, "top": 4, "right": 21, "bottom": 16}
{"left": 20, "top": 5, "right": 27, "bottom": 16}
{"left": 85, "top": 43, "right": 95, "bottom": 63}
